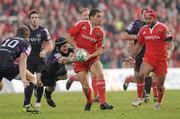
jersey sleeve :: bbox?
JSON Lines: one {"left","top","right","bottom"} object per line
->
{"left": 125, "top": 21, "right": 135, "bottom": 34}
{"left": 68, "top": 21, "right": 83, "bottom": 37}
{"left": 20, "top": 41, "right": 32, "bottom": 56}
{"left": 41, "top": 28, "right": 51, "bottom": 42}
{"left": 137, "top": 28, "right": 145, "bottom": 45}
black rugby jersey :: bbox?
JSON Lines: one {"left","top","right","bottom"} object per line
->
{"left": 45, "top": 48, "right": 73, "bottom": 75}
{"left": 0, "top": 37, "right": 31, "bottom": 68}
{"left": 28, "top": 26, "right": 51, "bottom": 57}
{"left": 125, "top": 19, "right": 146, "bottom": 59}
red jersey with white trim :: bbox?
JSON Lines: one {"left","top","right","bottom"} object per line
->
{"left": 68, "top": 20, "right": 105, "bottom": 54}
{"left": 137, "top": 22, "right": 173, "bottom": 61}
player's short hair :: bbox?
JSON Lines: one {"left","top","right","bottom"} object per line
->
{"left": 141, "top": 8, "right": 147, "bottom": 14}
{"left": 28, "top": 10, "right": 40, "bottom": 18}
{"left": 89, "top": 9, "right": 101, "bottom": 20}
{"left": 80, "top": 7, "right": 90, "bottom": 15}
{"left": 16, "top": 25, "right": 30, "bottom": 38}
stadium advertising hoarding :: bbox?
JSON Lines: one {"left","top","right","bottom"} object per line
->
{"left": 1, "top": 68, "right": 180, "bottom": 93}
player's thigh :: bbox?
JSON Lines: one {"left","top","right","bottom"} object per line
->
{"left": 133, "top": 71, "right": 139, "bottom": 82}
{"left": 26, "top": 70, "right": 36, "bottom": 84}
{"left": 77, "top": 71, "right": 89, "bottom": 88}
{"left": 89, "top": 60, "right": 103, "bottom": 79}
{"left": 0, "top": 79, "right": 3, "bottom": 91}
{"left": 139, "top": 62, "right": 153, "bottom": 78}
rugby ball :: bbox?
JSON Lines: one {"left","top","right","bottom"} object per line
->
{"left": 76, "top": 48, "right": 88, "bottom": 61}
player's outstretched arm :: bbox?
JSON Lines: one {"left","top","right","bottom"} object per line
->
{"left": 120, "top": 32, "right": 137, "bottom": 41}
{"left": 129, "top": 43, "right": 142, "bottom": 60}
{"left": 166, "top": 40, "right": 174, "bottom": 59}
{"left": 19, "top": 53, "right": 29, "bottom": 87}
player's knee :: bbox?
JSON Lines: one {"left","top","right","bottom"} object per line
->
{"left": 82, "top": 83, "right": 90, "bottom": 89}
{"left": 46, "top": 86, "right": 55, "bottom": 92}
{"left": 95, "top": 72, "right": 104, "bottom": 80}
{"left": 137, "top": 73, "right": 144, "bottom": 80}
{"left": 37, "top": 81, "right": 44, "bottom": 87}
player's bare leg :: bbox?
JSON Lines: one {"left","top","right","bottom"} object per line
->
{"left": 23, "top": 70, "right": 38, "bottom": 114}
{"left": 154, "top": 74, "right": 166, "bottom": 110}
{"left": 66, "top": 73, "right": 100, "bottom": 103}
{"left": 90, "top": 60, "right": 113, "bottom": 110}
{"left": 78, "top": 71, "right": 93, "bottom": 111}
{"left": 132, "top": 62, "right": 153, "bottom": 107}
{"left": 34, "top": 73, "right": 44, "bottom": 109}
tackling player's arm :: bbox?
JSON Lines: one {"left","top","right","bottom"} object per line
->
{"left": 120, "top": 32, "right": 137, "bottom": 41}
{"left": 120, "top": 21, "right": 138, "bottom": 41}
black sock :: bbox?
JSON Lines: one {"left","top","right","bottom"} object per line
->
{"left": 144, "top": 77, "right": 152, "bottom": 95}
{"left": 45, "top": 88, "right": 53, "bottom": 99}
{"left": 23, "top": 82, "right": 34, "bottom": 106}
{"left": 36, "top": 86, "right": 44, "bottom": 103}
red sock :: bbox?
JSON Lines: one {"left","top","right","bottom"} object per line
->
{"left": 69, "top": 75, "right": 76, "bottom": 82}
{"left": 97, "top": 80, "right": 106, "bottom": 104}
{"left": 82, "top": 88, "right": 93, "bottom": 104}
{"left": 152, "top": 80, "right": 158, "bottom": 97}
{"left": 137, "top": 80, "right": 145, "bottom": 99}
{"left": 157, "top": 86, "right": 165, "bottom": 103}
{"left": 92, "top": 76, "right": 99, "bottom": 97}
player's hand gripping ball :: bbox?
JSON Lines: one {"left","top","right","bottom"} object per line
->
{"left": 75, "top": 48, "right": 88, "bottom": 61}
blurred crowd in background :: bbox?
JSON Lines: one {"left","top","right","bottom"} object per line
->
{"left": 0, "top": 0, "right": 180, "bottom": 68}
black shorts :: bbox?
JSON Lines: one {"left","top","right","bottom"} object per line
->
{"left": 27, "top": 57, "right": 45, "bottom": 73}
{"left": 0, "top": 65, "right": 19, "bottom": 81}
{"left": 41, "top": 65, "right": 67, "bottom": 87}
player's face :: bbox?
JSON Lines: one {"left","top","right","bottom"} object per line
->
{"left": 141, "top": 10, "right": 146, "bottom": 21}
{"left": 30, "top": 13, "right": 40, "bottom": 27}
{"left": 60, "top": 43, "right": 69, "bottom": 54}
{"left": 92, "top": 12, "right": 103, "bottom": 26}
{"left": 145, "top": 16, "right": 155, "bottom": 26}
{"left": 81, "top": 10, "right": 90, "bottom": 20}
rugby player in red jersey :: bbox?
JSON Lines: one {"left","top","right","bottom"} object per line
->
{"left": 65, "top": 9, "right": 113, "bottom": 111}
{"left": 127, "top": 8, "right": 174, "bottom": 109}
{"left": 66, "top": 7, "right": 100, "bottom": 103}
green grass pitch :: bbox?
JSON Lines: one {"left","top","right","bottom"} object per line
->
{"left": 0, "top": 90, "right": 180, "bottom": 119}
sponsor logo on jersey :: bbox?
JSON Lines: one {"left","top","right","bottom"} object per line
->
{"left": 29, "top": 38, "right": 41, "bottom": 42}
{"left": 144, "top": 35, "right": 160, "bottom": 40}
{"left": 157, "top": 29, "right": 162, "bottom": 33}
{"left": 143, "top": 31, "right": 146, "bottom": 35}
{"left": 82, "top": 26, "right": 86, "bottom": 30}
{"left": 81, "top": 34, "right": 97, "bottom": 42}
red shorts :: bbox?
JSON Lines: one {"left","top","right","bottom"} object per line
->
{"left": 143, "top": 57, "right": 167, "bottom": 76}
{"left": 74, "top": 57, "right": 99, "bottom": 73}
